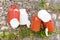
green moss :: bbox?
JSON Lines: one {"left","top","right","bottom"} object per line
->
{"left": 0, "top": 25, "right": 57, "bottom": 39}
{"left": 50, "top": 6, "right": 60, "bottom": 11}
{"left": 5, "top": 32, "right": 16, "bottom": 40}
{"left": 0, "top": 33, "right": 4, "bottom": 38}
{"left": 39, "top": 0, "right": 46, "bottom": 9}
{"left": 17, "top": 25, "right": 57, "bottom": 38}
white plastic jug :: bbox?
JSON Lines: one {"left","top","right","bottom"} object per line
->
{"left": 20, "top": 9, "right": 30, "bottom": 28}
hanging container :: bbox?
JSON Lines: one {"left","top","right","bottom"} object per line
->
{"left": 8, "top": 4, "right": 20, "bottom": 29}
{"left": 31, "top": 13, "right": 41, "bottom": 32}
{"left": 43, "top": 20, "right": 55, "bottom": 32}
{"left": 38, "top": 10, "right": 55, "bottom": 32}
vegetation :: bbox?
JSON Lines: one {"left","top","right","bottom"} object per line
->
{"left": 0, "top": 25, "right": 57, "bottom": 40}
{"left": 39, "top": 0, "right": 46, "bottom": 9}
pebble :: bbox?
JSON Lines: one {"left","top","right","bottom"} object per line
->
{"left": 0, "top": 13, "right": 2, "bottom": 16}
{"left": 2, "top": 16, "right": 5, "bottom": 20}
{"left": 0, "top": 21, "right": 6, "bottom": 26}
{"left": 1, "top": 26, "right": 9, "bottom": 30}
{"left": 56, "top": 21, "right": 58, "bottom": 26}
{"left": 0, "top": 31, "right": 3, "bottom": 34}
{"left": 23, "top": 37, "right": 32, "bottom": 40}
{"left": 58, "top": 14, "right": 60, "bottom": 19}
{"left": 52, "top": 13, "right": 57, "bottom": 20}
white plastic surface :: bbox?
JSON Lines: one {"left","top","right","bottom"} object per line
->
{"left": 45, "top": 28, "right": 48, "bottom": 36}
{"left": 38, "top": 10, "right": 51, "bottom": 22}
{"left": 10, "top": 18, "right": 19, "bottom": 29}
{"left": 14, "top": 9, "right": 19, "bottom": 12}
{"left": 20, "top": 9, "right": 30, "bottom": 28}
